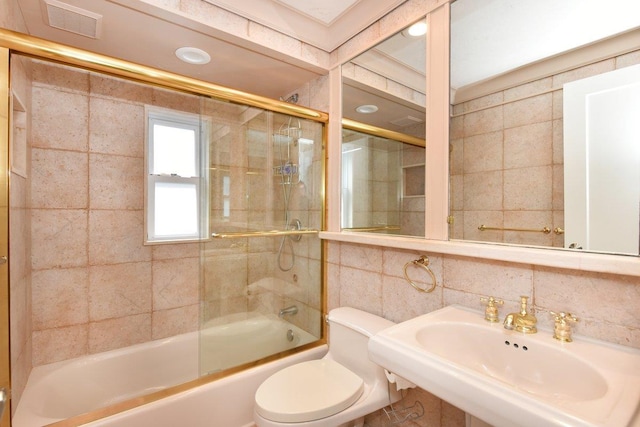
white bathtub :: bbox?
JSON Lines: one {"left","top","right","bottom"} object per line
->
{"left": 13, "top": 313, "right": 323, "bottom": 427}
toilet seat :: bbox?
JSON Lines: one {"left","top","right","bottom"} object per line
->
{"left": 255, "top": 359, "right": 364, "bottom": 423}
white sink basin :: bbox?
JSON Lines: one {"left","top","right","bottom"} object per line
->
{"left": 369, "top": 305, "right": 640, "bottom": 427}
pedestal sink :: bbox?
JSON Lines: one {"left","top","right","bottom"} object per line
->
{"left": 368, "top": 305, "right": 640, "bottom": 427}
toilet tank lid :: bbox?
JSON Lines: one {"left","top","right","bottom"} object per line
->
{"left": 328, "top": 307, "right": 395, "bottom": 338}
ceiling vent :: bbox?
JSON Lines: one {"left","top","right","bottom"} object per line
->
{"left": 389, "top": 115, "right": 424, "bottom": 127}
{"left": 42, "top": 0, "right": 102, "bottom": 39}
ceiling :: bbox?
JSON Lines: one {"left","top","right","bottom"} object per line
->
{"left": 451, "top": 0, "right": 640, "bottom": 89}
{"left": 203, "top": 0, "right": 405, "bottom": 52}
{"left": 15, "top": 0, "right": 405, "bottom": 100}
{"left": 15, "top": 0, "right": 640, "bottom": 115}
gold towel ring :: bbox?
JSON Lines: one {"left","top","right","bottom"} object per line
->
{"left": 403, "top": 255, "right": 437, "bottom": 293}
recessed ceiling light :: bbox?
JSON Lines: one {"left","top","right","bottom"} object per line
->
{"left": 175, "top": 47, "right": 211, "bottom": 65}
{"left": 407, "top": 21, "right": 427, "bottom": 37}
{"left": 355, "top": 104, "right": 378, "bottom": 114}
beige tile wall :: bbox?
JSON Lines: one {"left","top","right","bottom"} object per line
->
{"left": 29, "top": 60, "right": 202, "bottom": 366}
{"left": 450, "top": 49, "right": 640, "bottom": 248}
{"left": 28, "top": 59, "right": 325, "bottom": 368}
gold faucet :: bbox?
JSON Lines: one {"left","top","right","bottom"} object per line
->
{"left": 503, "top": 296, "right": 537, "bottom": 334}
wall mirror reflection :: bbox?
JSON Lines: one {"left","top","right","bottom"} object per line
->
{"left": 341, "top": 19, "right": 427, "bottom": 237}
{"left": 449, "top": 0, "right": 640, "bottom": 255}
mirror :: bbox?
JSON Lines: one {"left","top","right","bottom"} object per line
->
{"left": 449, "top": 0, "right": 640, "bottom": 255}
{"left": 341, "top": 20, "right": 427, "bottom": 237}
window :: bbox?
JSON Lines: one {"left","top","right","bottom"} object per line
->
{"left": 145, "top": 107, "right": 208, "bottom": 243}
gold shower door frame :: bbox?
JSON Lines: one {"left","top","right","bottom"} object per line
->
{"left": 0, "top": 47, "right": 11, "bottom": 427}
{"left": 0, "top": 29, "right": 328, "bottom": 426}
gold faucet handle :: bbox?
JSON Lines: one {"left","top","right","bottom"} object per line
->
{"left": 550, "top": 311, "right": 579, "bottom": 324}
{"left": 480, "top": 296, "right": 504, "bottom": 322}
{"left": 480, "top": 296, "right": 504, "bottom": 306}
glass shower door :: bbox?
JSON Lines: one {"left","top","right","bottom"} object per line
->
{"left": 199, "top": 104, "right": 324, "bottom": 376}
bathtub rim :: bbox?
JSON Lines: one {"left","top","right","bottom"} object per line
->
{"left": 37, "top": 339, "right": 327, "bottom": 427}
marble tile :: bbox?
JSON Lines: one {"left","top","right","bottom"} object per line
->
{"left": 31, "top": 209, "right": 88, "bottom": 270}
{"left": 553, "top": 59, "right": 615, "bottom": 87}
{"left": 151, "top": 88, "right": 201, "bottom": 114}
{"left": 89, "top": 262, "right": 152, "bottom": 321}
{"left": 152, "top": 304, "right": 199, "bottom": 339}
{"left": 503, "top": 93, "right": 552, "bottom": 129}
{"left": 382, "top": 275, "right": 441, "bottom": 323}
{"left": 152, "top": 257, "right": 200, "bottom": 310}
{"left": 504, "top": 122, "right": 552, "bottom": 169}
{"left": 463, "top": 105, "right": 503, "bottom": 137}
{"left": 443, "top": 256, "right": 533, "bottom": 302}
{"left": 616, "top": 50, "right": 640, "bottom": 69}
{"left": 552, "top": 118, "right": 563, "bottom": 164}
{"left": 32, "top": 87, "right": 89, "bottom": 151}
{"left": 340, "top": 243, "right": 383, "bottom": 273}
{"left": 463, "top": 131, "right": 503, "bottom": 173}
{"left": 31, "top": 148, "right": 88, "bottom": 209}
{"left": 464, "top": 91, "right": 503, "bottom": 112}
{"left": 89, "top": 153, "right": 143, "bottom": 210}
{"left": 353, "top": 66, "right": 387, "bottom": 94}
{"left": 338, "top": 266, "right": 382, "bottom": 316}
{"left": 463, "top": 170, "right": 502, "bottom": 211}
{"left": 449, "top": 174, "right": 463, "bottom": 211}
{"left": 503, "top": 166, "right": 552, "bottom": 210}
{"left": 33, "top": 324, "right": 88, "bottom": 366}
{"left": 89, "top": 97, "right": 144, "bottom": 157}
{"left": 504, "top": 77, "right": 552, "bottom": 102}
{"left": 180, "top": 0, "right": 248, "bottom": 39}
{"left": 89, "top": 73, "right": 153, "bottom": 104}
{"left": 89, "top": 313, "right": 151, "bottom": 354}
{"left": 552, "top": 164, "right": 564, "bottom": 211}
{"left": 89, "top": 209, "right": 151, "bottom": 265}
{"left": 32, "top": 267, "right": 89, "bottom": 330}
{"left": 248, "top": 22, "right": 301, "bottom": 57}
{"left": 152, "top": 242, "right": 200, "bottom": 260}
{"left": 32, "top": 60, "right": 90, "bottom": 93}
{"left": 449, "top": 137, "right": 463, "bottom": 174}
{"left": 552, "top": 89, "right": 563, "bottom": 120}
{"left": 534, "top": 268, "right": 640, "bottom": 329}
{"left": 203, "top": 254, "right": 248, "bottom": 301}
{"left": 326, "top": 262, "right": 341, "bottom": 311}
{"left": 441, "top": 399, "right": 466, "bottom": 427}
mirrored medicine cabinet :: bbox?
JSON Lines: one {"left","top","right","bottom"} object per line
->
{"left": 338, "top": 0, "right": 640, "bottom": 259}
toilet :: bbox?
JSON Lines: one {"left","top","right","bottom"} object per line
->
{"left": 254, "top": 307, "right": 402, "bottom": 427}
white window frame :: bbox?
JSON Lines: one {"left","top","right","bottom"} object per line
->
{"left": 145, "top": 106, "right": 209, "bottom": 243}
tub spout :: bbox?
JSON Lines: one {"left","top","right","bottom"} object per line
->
{"left": 278, "top": 305, "right": 298, "bottom": 317}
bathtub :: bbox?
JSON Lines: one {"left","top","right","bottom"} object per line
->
{"left": 13, "top": 312, "right": 324, "bottom": 427}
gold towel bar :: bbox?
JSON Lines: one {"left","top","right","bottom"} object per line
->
{"left": 211, "top": 229, "right": 319, "bottom": 238}
{"left": 478, "top": 224, "right": 554, "bottom": 234}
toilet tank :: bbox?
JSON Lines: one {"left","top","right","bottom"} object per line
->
{"left": 326, "top": 307, "right": 395, "bottom": 384}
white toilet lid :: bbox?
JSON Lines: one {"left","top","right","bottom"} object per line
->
{"left": 255, "top": 359, "right": 364, "bottom": 423}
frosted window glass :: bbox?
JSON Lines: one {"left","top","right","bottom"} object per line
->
{"left": 223, "top": 176, "right": 230, "bottom": 196}
{"left": 152, "top": 124, "right": 197, "bottom": 177}
{"left": 154, "top": 182, "right": 198, "bottom": 237}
